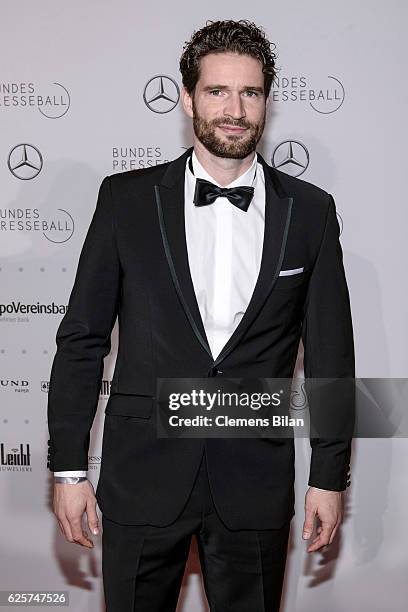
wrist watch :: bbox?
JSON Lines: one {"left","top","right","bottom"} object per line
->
{"left": 54, "top": 476, "right": 87, "bottom": 484}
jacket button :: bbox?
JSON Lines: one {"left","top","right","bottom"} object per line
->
{"left": 208, "top": 367, "right": 223, "bottom": 377}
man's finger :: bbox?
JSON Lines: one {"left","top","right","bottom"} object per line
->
{"left": 67, "top": 516, "right": 93, "bottom": 548}
{"left": 302, "top": 505, "right": 316, "bottom": 539}
{"left": 307, "top": 522, "right": 334, "bottom": 552}
{"left": 86, "top": 497, "right": 100, "bottom": 536}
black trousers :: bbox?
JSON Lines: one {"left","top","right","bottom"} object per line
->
{"left": 102, "top": 450, "right": 291, "bottom": 611}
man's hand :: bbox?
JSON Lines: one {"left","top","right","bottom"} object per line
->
{"left": 302, "top": 486, "right": 343, "bottom": 553}
{"left": 53, "top": 480, "right": 99, "bottom": 548}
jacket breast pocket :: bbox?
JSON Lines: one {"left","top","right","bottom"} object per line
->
{"left": 276, "top": 267, "right": 307, "bottom": 290}
{"left": 105, "top": 393, "right": 154, "bottom": 419}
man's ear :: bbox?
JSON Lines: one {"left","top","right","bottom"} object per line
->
{"left": 181, "top": 87, "right": 194, "bottom": 118}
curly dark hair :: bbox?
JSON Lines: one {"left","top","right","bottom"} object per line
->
{"left": 179, "top": 19, "right": 278, "bottom": 98}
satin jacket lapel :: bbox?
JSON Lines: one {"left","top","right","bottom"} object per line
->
{"left": 154, "top": 148, "right": 213, "bottom": 357}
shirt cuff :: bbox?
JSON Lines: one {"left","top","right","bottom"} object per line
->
{"left": 54, "top": 470, "right": 87, "bottom": 478}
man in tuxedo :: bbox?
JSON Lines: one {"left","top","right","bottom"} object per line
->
{"left": 48, "top": 19, "right": 354, "bottom": 611}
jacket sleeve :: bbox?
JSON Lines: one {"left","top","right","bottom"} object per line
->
{"left": 47, "top": 176, "right": 121, "bottom": 471}
{"left": 301, "top": 193, "right": 355, "bottom": 491}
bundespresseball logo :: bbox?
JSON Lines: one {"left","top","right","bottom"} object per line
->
{"left": 0, "top": 82, "right": 70, "bottom": 118}
{"left": 271, "top": 74, "right": 345, "bottom": 114}
{"left": 112, "top": 146, "right": 170, "bottom": 170}
{"left": 143, "top": 75, "right": 180, "bottom": 113}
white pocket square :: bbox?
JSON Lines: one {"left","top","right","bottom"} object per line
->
{"left": 279, "top": 267, "right": 304, "bottom": 276}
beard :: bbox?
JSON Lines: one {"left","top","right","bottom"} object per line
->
{"left": 192, "top": 98, "right": 266, "bottom": 160}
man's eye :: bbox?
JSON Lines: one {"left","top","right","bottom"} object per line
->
{"left": 209, "top": 89, "right": 222, "bottom": 95}
{"left": 244, "top": 90, "right": 258, "bottom": 97}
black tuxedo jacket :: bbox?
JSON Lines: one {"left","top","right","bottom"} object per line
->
{"left": 47, "top": 147, "right": 354, "bottom": 529}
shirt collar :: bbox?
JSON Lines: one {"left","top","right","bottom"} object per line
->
{"left": 190, "top": 149, "right": 258, "bottom": 188}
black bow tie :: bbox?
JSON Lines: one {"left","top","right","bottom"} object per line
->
{"left": 189, "top": 156, "right": 255, "bottom": 212}
{"left": 193, "top": 179, "right": 255, "bottom": 212}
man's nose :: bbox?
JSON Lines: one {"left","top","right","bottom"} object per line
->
{"left": 223, "top": 93, "right": 246, "bottom": 120}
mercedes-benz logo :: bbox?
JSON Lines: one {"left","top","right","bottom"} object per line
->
{"left": 8, "top": 144, "right": 43, "bottom": 180}
{"left": 143, "top": 75, "right": 180, "bottom": 114}
{"left": 271, "top": 140, "right": 309, "bottom": 177}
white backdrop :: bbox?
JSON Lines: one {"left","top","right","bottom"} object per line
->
{"left": 1, "top": 1, "right": 407, "bottom": 610}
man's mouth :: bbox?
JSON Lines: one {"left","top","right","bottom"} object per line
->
{"left": 217, "top": 125, "right": 248, "bottom": 134}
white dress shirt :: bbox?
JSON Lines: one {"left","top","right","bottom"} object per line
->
{"left": 55, "top": 149, "right": 266, "bottom": 477}
{"left": 185, "top": 149, "right": 265, "bottom": 359}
